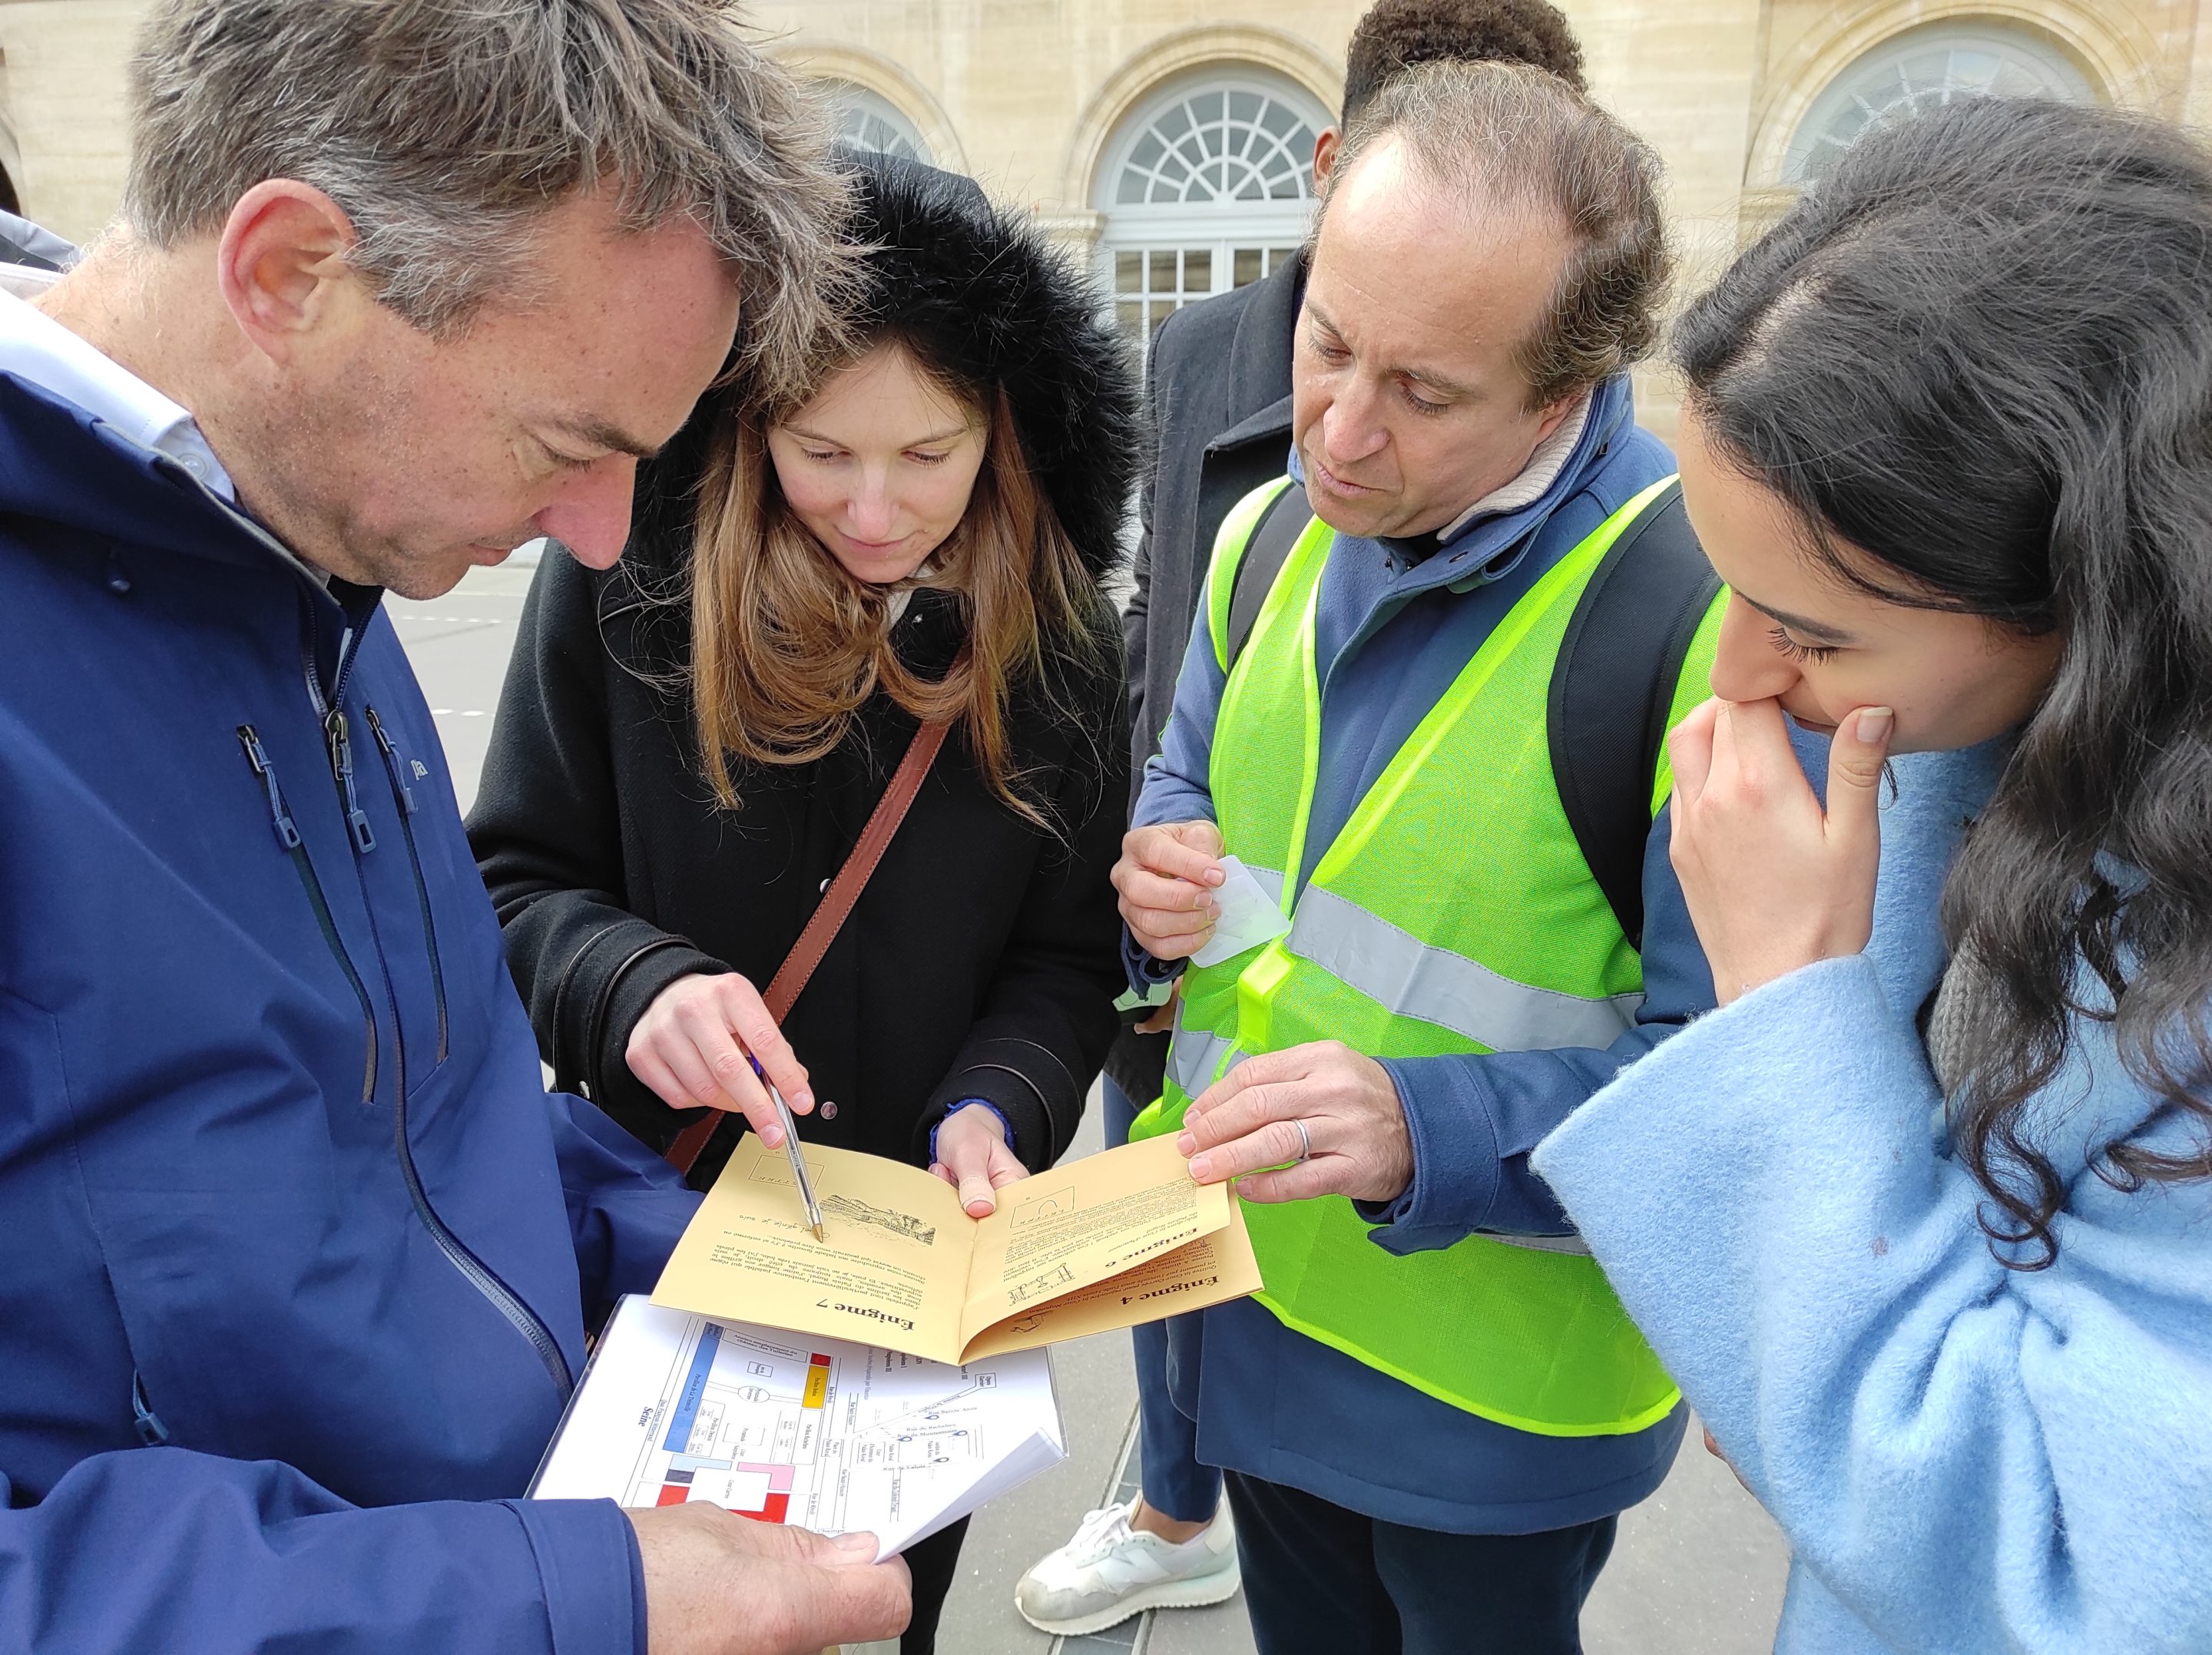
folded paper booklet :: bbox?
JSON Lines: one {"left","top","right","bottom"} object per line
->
{"left": 531, "top": 1295, "right": 1064, "bottom": 1559}
{"left": 652, "top": 1130, "right": 1263, "bottom": 1364}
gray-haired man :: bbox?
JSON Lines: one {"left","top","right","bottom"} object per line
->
{"left": 0, "top": 3, "right": 904, "bottom": 1652}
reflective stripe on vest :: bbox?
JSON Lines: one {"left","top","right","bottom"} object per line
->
{"left": 1288, "top": 885, "right": 1641, "bottom": 1054}
{"left": 1133, "top": 473, "right": 1722, "bottom": 1438}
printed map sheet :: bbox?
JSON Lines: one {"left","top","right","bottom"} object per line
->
{"left": 530, "top": 1296, "right": 1064, "bottom": 1559}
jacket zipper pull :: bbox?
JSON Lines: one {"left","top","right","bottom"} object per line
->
{"left": 324, "top": 707, "right": 378, "bottom": 854}
{"left": 363, "top": 707, "right": 417, "bottom": 815}
{"left": 131, "top": 1370, "right": 171, "bottom": 1447}
{"left": 237, "top": 725, "right": 303, "bottom": 850}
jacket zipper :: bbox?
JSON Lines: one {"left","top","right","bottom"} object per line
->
{"left": 363, "top": 706, "right": 449, "bottom": 1064}
{"left": 238, "top": 725, "right": 378, "bottom": 1105}
{"left": 177, "top": 467, "right": 563, "bottom": 1389}
{"left": 296, "top": 623, "right": 572, "bottom": 1397}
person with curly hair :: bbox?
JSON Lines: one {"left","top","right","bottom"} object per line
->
{"left": 1533, "top": 96, "right": 2212, "bottom": 1654}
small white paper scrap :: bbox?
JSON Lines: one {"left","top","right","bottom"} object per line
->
{"left": 1190, "top": 854, "right": 1292, "bottom": 967}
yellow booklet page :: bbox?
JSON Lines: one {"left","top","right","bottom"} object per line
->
{"left": 651, "top": 1131, "right": 1262, "bottom": 1364}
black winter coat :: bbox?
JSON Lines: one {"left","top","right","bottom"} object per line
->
{"left": 469, "top": 157, "right": 1139, "bottom": 1182}
{"left": 469, "top": 542, "right": 1127, "bottom": 1180}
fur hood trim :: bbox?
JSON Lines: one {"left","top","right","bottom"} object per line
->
{"left": 839, "top": 154, "right": 1139, "bottom": 580}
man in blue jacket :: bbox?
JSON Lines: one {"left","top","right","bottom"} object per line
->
{"left": 0, "top": 3, "right": 907, "bottom": 1652}
{"left": 1112, "top": 62, "right": 1714, "bottom": 1655}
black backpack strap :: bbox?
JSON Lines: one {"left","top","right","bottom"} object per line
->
{"left": 1547, "top": 479, "right": 1721, "bottom": 951}
{"left": 1225, "top": 481, "right": 1316, "bottom": 668}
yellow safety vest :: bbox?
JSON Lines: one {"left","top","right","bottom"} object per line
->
{"left": 1131, "top": 475, "right": 1722, "bottom": 1437}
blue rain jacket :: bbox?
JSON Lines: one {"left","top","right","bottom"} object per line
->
{"left": 0, "top": 372, "right": 700, "bottom": 1653}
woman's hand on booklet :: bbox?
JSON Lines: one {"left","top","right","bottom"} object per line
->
{"left": 630, "top": 1501, "right": 910, "bottom": 1654}
{"left": 1177, "top": 1040, "right": 1413, "bottom": 1204}
{"left": 628, "top": 971, "right": 816, "bottom": 1145}
{"left": 932, "top": 1102, "right": 1025, "bottom": 1217}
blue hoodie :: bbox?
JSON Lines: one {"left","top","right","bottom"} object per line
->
{"left": 1132, "top": 374, "right": 1705, "bottom": 1531}
{"left": 1535, "top": 730, "right": 2212, "bottom": 1652}
{"left": 0, "top": 372, "right": 700, "bottom": 1653}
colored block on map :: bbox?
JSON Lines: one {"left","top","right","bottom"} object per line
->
{"left": 735, "top": 1493, "right": 792, "bottom": 1525}
{"left": 803, "top": 1362, "right": 830, "bottom": 1409}
{"left": 655, "top": 1483, "right": 690, "bottom": 1507}
{"left": 737, "top": 1462, "right": 796, "bottom": 1493}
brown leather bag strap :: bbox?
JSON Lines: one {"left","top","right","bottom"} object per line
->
{"left": 663, "top": 712, "right": 954, "bottom": 1176}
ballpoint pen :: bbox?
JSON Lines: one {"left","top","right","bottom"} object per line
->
{"left": 753, "top": 1054, "right": 826, "bottom": 1243}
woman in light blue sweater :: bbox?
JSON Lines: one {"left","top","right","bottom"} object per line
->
{"left": 1531, "top": 98, "right": 2212, "bottom": 1653}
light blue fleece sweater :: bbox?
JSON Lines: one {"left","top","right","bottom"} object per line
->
{"left": 1532, "top": 733, "right": 2212, "bottom": 1653}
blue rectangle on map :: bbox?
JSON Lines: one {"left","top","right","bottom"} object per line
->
{"left": 663, "top": 1322, "right": 723, "bottom": 1453}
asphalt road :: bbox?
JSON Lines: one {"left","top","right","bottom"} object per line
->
{"left": 389, "top": 559, "right": 1790, "bottom": 1655}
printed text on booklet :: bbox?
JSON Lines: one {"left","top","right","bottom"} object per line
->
{"left": 652, "top": 1132, "right": 1263, "bottom": 1362}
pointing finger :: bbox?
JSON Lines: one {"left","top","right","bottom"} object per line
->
{"left": 718, "top": 976, "right": 813, "bottom": 1114}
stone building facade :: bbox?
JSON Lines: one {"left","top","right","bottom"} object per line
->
{"left": 0, "top": 1, "right": 2205, "bottom": 430}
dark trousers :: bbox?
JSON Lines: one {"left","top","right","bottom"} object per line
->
{"left": 899, "top": 1514, "right": 969, "bottom": 1655}
{"left": 1105, "top": 1076, "right": 1223, "bottom": 1524}
{"left": 1224, "top": 1472, "right": 1617, "bottom": 1655}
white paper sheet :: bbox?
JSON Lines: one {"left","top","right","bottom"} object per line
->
{"left": 1190, "top": 853, "right": 1293, "bottom": 967}
{"left": 529, "top": 1296, "right": 1065, "bottom": 1560}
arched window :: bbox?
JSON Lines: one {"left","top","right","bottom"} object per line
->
{"left": 1785, "top": 22, "right": 2096, "bottom": 184}
{"left": 1095, "top": 72, "right": 1333, "bottom": 364}
{"left": 824, "top": 82, "right": 932, "bottom": 166}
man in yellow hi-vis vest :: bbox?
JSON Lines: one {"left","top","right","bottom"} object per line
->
{"left": 1110, "top": 61, "right": 1727, "bottom": 1655}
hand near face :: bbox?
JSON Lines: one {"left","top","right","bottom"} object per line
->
{"left": 630, "top": 1503, "right": 909, "bottom": 1655}
{"left": 930, "top": 1103, "right": 1025, "bottom": 1217}
{"left": 1113, "top": 820, "right": 1226, "bottom": 962}
{"left": 1177, "top": 1041, "right": 1413, "bottom": 1205}
{"left": 627, "top": 972, "right": 815, "bottom": 1144}
{"left": 1667, "top": 697, "right": 1893, "bottom": 1005}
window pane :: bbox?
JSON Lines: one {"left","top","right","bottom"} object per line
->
{"left": 1184, "top": 249, "right": 1211, "bottom": 291}
{"left": 1149, "top": 250, "right": 1175, "bottom": 290}
{"left": 1228, "top": 91, "right": 1262, "bottom": 124}
{"left": 1267, "top": 247, "right": 1297, "bottom": 276}
{"left": 1116, "top": 302, "right": 1144, "bottom": 341}
{"left": 1115, "top": 250, "right": 1142, "bottom": 289}
{"left": 1233, "top": 247, "right": 1263, "bottom": 287}
{"left": 1155, "top": 104, "right": 1191, "bottom": 141}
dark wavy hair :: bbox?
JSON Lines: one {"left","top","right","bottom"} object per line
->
{"left": 1675, "top": 97, "right": 2212, "bottom": 1267}
{"left": 1343, "top": 0, "right": 1586, "bottom": 121}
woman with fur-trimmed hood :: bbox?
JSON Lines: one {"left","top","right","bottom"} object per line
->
{"left": 469, "top": 155, "right": 1138, "bottom": 1650}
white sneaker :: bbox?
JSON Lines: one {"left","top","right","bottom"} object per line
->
{"left": 1014, "top": 1498, "right": 1240, "bottom": 1636}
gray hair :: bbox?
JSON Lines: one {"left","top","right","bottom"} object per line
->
{"left": 1321, "top": 59, "right": 1671, "bottom": 409}
{"left": 124, "top": 0, "right": 855, "bottom": 399}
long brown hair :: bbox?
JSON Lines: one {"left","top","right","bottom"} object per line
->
{"left": 689, "top": 343, "right": 1112, "bottom": 831}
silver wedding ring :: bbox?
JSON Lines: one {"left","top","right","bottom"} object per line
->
{"left": 1291, "top": 1117, "right": 1313, "bottom": 1164}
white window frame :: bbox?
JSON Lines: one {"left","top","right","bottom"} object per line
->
{"left": 826, "top": 82, "right": 932, "bottom": 166}
{"left": 1784, "top": 22, "right": 2095, "bottom": 184}
{"left": 1093, "top": 71, "right": 1333, "bottom": 367}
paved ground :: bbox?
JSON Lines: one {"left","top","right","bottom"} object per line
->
{"left": 391, "top": 561, "right": 1790, "bottom": 1655}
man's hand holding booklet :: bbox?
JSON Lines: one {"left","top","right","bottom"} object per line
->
{"left": 531, "top": 1134, "right": 1262, "bottom": 1555}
